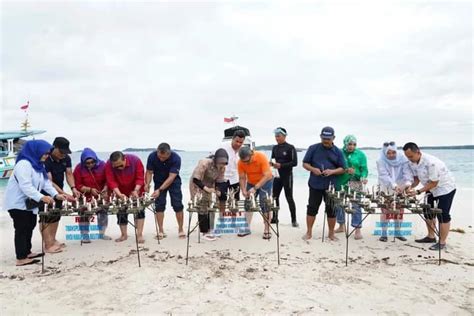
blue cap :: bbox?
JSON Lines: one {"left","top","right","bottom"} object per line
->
{"left": 320, "top": 126, "right": 335, "bottom": 139}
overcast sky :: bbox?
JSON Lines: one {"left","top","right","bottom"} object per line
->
{"left": 1, "top": 1, "right": 472, "bottom": 151}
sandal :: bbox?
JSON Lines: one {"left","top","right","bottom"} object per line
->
{"left": 263, "top": 232, "right": 272, "bottom": 240}
{"left": 178, "top": 232, "right": 186, "bottom": 239}
{"left": 154, "top": 232, "right": 167, "bottom": 240}
{"left": 16, "top": 259, "right": 41, "bottom": 266}
{"left": 27, "top": 252, "right": 45, "bottom": 259}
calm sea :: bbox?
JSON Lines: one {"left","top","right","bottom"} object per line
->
{"left": 0, "top": 149, "right": 471, "bottom": 198}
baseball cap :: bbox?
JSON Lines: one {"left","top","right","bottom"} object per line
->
{"left": 320, "top": 126, "right": 335, "bottom": 139}
{"left": 52, "top": 137, "right": 72, "bottom": 154}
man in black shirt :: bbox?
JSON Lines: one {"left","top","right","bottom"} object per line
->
{"left": 41, "top": 137, "right": 78, "bottom": 253}
{"left": 271, "top": 127, "right": 298, "bottom": 227}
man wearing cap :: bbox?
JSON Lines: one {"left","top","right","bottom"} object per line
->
{"left": 238, "top": 147, "right": 273, "bottom": 239}
{"left": 302, "top": 127, "right": 346, "bottom": 241}
{"left": 41, "top": 137, "right": 79, "bottom": 252}
{"left": 271, "top": 127, "right": 298, "bottom": 227}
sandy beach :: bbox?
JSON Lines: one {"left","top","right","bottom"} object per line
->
{"left": 0, "top": 184, "right": 473, "bottom": 315}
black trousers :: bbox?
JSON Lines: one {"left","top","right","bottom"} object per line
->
{"left": 8, "top": 209, "right": 37, "bottom": 260}
{"left": 306, "top": 188, "right": 336, "bottom": 218}
{"left": 272, "top": 174, "right": 297, "bottom": 222}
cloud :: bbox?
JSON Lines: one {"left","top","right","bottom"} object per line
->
{"left": 1, "top": 1, "right": 472, "bottom": 151}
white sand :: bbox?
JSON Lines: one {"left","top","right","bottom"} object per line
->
{"left": 0, "top": 183, "right": 473, "bottom": 315}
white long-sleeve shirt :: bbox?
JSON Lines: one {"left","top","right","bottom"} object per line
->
{"left": 3, "top": 159, "right": 58, "bottom": 214}
{"left": 376, "top": 158, "right": 413, "bottom": 194}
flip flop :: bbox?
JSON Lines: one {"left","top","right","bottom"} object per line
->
{"left": 16, "top": 259, "right": 41, "bottom": 266}
{"left": 263, "top": 232, "right": 272, "bottom": 240}
{"left": 27, "top": 252, "right": 45, "bottom": 259}
{"left": 178, "top": 232, "right": 186, "bottom": 239}
{"left": 45, "top": 246, "right": 63, "bottom": 253}
{"left": 237, "top": 231, "right": 251, "bottom": 237}
{"left": 154, "top": 232, "right": 167, "bottom": 240}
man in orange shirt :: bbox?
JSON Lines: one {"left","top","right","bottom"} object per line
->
{"left": 238, "top": 147, "right": 273, "bottom": 239}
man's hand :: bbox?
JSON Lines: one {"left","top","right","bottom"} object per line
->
{"left": 346, "top": 168, "right": 355, "bottom": 175}
{"left": 406, "top": 188, "right": 417, "bottom": 196}
{"left": 41, "top": 196, "right": 55, "bottom": 205}
{"left": 151, "top": 189, "right": 161, "bottom": 199}
{"left": 322, "top": 169, "right": 334, "bottom": 177}
{"left": 116, "top": 192, "right": 126, "bottom": 200}
{"left": 312, "top": 168, "right": 322, "bottom": 176}
{"left": 144, "top": 184, "right": 150, "bottom": 193}
{"left": 72, "top": 188, "right": 81, "bottom": 198}
{"left": 248, "top": 187, "right": 256, "bottom": 196}
{"left": 273, "top": 162, "right": 281, "bottom": 169}
{"left": 64, "top": 193, "right": 77, "bottom": 202}
{"left": 91, "top": 188, "right": 100, "bottom": 197}
{"left": 130, "top": 190, "right": 139, "bottom": 198}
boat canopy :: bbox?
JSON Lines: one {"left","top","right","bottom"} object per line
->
{"left": 223, "top": 126, "right": 251, "bottom": 138}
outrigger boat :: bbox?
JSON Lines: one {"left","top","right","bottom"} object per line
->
{"left": 0, "top": 117, "right": 45, "bottom": 179}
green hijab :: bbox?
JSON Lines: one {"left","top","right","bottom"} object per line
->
{"left": 343, "top": 135, "right": 357, "bottom": 152}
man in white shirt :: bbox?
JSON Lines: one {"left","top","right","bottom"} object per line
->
{"left": 403, "top": 142, "right": 456, "bottom": 251}
{"left": 216, "top": 130, "right": 246, "bottom": 209}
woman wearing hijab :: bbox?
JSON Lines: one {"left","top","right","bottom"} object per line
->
{"left": 376, "top": 141, "right": 413, "bottom": 242}
{"left": 3, "top": 140, "right": 68, "bottom": 265}
{"left": 189, "top": 148, "right": 228, "bottom": 241}
{"left": 73, "top": 148, "right": 110, "bottom": 242}
{"left": 335, "top": 135, "right": 368, "bottom": 239}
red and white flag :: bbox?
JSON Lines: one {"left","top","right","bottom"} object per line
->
{"left": 20, "top": 101, "right": 29, "bottom": 110}
{"left": 224, "top": 115, "right": 239, "bottom": 123}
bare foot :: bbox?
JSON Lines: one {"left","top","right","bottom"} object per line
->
{"left": 302, "top": 233, "right": 312, "bottom": 241}
{"left": 335, "top": 225, "right": 345, "bottom": 233}
{"left": 115, "top": 235, "right": 128, "bottom": 242}
{"left": 178, "top": 231, "right": 186, "bottom": 239}
{"left": 328, "top": 234, "right": 339, "bottom": 241}
{"left": 138, "top": 236, "right": 145, "bottom": 244}
{"left": 354, "top": 229, "right": 363, "bottom": 240}
{"left": 54, "top": 241, "right": 66, "bottom": 248}
{"left": 44, "top": 245, "right": 63, "bottom": 253}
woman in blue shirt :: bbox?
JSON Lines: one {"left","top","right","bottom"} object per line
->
{"left": 3, "top": 140, "right": 67, "bottom": 266}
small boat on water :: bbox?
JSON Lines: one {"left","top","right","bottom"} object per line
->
{"left": 0, "top": 118, "right": 45, "bottom": 179}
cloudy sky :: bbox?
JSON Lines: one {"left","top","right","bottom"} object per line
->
{"left": 1, "top": 0, "right": 472, "bottom": 151}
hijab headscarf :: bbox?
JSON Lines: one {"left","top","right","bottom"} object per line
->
{"left": 379, "top": 142, "right": 407, "bottom": 167}
{"left": 16, "top": 140, "right": 52, "bottom": 178}
{"left": 80, "top": 147, "right": 104, "bottom": 171}
{"left": 343, "top": 135, "right": 357, "bottom": 152}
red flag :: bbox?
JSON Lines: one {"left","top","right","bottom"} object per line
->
{"left": 20, "top": 101, "right": 29, "bottom": 110}
{"left": 224, "top": 117, "right": 234, "bottom": 123}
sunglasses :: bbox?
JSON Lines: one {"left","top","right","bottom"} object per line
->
{"left": 383, "top": 141, "right": 396, "bottom": 147}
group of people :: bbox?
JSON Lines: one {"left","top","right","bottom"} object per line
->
{"left": 3, "top": 127, "right": 456, "bottom": 267}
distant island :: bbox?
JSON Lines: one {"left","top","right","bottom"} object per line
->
{"left": 123, "top": 148, "right": 185, "bottom": 152}
{"left": 255, "top": 145, "right": 306, "bottom": 152}
{"left": 255, "top": 145, "right": 473, "bottom": 151}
